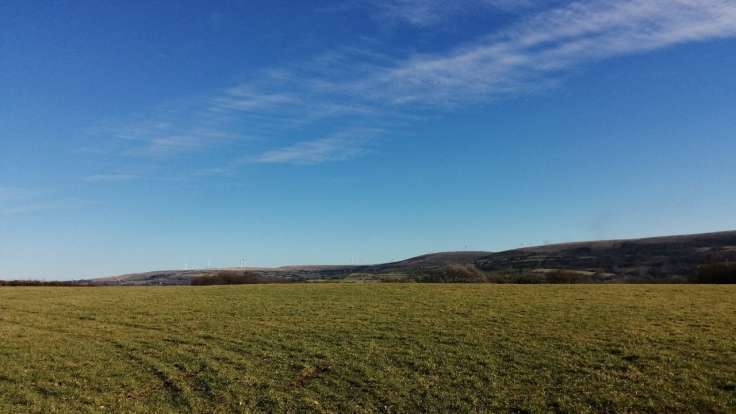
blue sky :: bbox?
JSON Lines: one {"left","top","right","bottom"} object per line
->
{"left": 2, "top": 0, "right": 736, "bottom": 279}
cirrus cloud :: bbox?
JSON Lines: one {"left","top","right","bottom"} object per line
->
{"left": 93, "top": 0, "right": 736, "bottom": 169}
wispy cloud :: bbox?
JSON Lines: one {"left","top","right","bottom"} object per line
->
{"left": 256, "top": 128, "right": 382, "bottom": 165}
{"left": 0, "top": 186, "right": 88, "bottom": 215}
{"left": 0, "top": 186, "right": 39, "bottom": 203}
{"left": 92, "top": 0, "right": 736, "bottom": 168}
{"left": 0, "top": 200, "right": 87, "bottom": 215}
{"left": 115, "top": 119, "right": 240, "bottom": 157}
{"left": 214, "top": 86, "right": 303, "bottom": 112}
{"left": 324, "top": 0, "right": 540, "bottom": 26}
{"left": 221, "top": 1, "right": 736, "bottom": 109}
{"left": 372, "top": 0, "right": 540, "bottom": 26}
{"left": 82, "top": 174, "right": 141, "bottom": 183}
{"left": 359, "top": 0, "right": 736, "bottom": 105}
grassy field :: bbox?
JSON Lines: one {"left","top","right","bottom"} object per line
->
{"left": 0, "top": 285, "right": 734, "bottom": 413}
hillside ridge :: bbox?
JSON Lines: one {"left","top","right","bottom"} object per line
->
{"left": 86, "top": 230, "right": 736, "bottom": 285}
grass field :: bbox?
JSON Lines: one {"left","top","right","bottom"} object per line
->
{"left": 0, "top": 285, "right": 735, "bottom": 413}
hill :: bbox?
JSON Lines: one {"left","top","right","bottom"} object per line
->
{"left": 86, "top": 251, "right": 494, "bottom": 285}
{"left": 476, "top": 230, "right": 736, "bottom": 282}
{"left": 85, "top": 230, "right": 736, "bottom": 285}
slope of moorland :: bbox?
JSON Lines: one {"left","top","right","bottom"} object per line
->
{"left": 476, "top": 230, "right": 736, "bottom": 282}
{"left": 86, "top": 251, "right": 494, "bottom": 285}
{"left": 85, "top": 230, "right": 736, "bottom": 285}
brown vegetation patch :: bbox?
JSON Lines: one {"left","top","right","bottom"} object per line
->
{"left": 292, "top": 364, "right": 331, "bottom": 387}
{"left": 191, "top": 270, "right": 275, "bottom": 286}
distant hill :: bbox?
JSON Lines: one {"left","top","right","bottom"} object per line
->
{"left": 475, "top": 230, "right": 736, "bottom": 281}
{"left": 358, "top": 251, "right": 491, "bottom": 273}
{"left": 85, "top": 230, "right": 736, "bottom": 285}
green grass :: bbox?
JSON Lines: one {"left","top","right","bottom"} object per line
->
{"left": 1, "top": 285, "right": 735, "bottom": 413}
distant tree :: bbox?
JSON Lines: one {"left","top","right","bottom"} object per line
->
{"left": 690, "top": 263, "right": 736, "bottom": 284}
{"left": 417, "top": 264, "right": 488, "bottom": 283}
{"left": 545, "top": 270, "right": 592, "bottom": 284}
{"left": 191, "top": 270, "right": 265, "bottom": 286}
{"left": 0, "top": 280, "right": 85, "bottom": 287}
